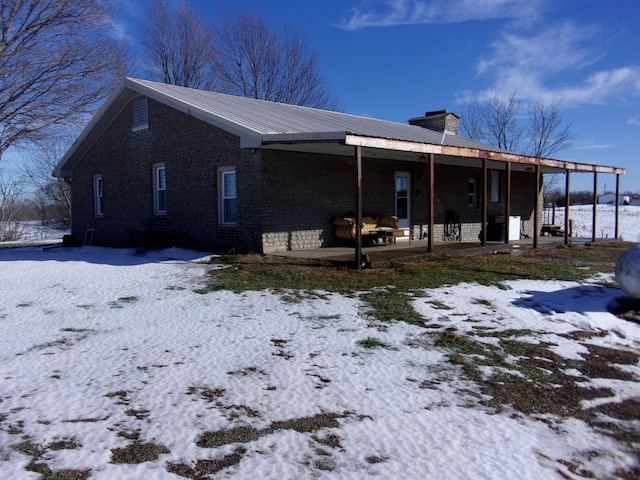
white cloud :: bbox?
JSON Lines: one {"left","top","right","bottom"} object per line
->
{"left": 474, "top": 21, "right": 640, "bottom": 106}
{"left": 628, "top": 117, "right": 640, "bottom": 126}
{"left": 573, "top": 141, "right": 616, "bottom": 151}
{"left": 338, "top": 0, "right": 546, "bottom": 30}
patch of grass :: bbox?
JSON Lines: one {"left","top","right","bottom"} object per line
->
{"left": 197, "top": 243, "right": 635, "bottom": 323}
{"left": 186, "top": 386, "right": 226, "bottom": 402}
{"left": 361, "top": 289, "right": 424, "bottom": 324}
{"left": 357, "top": 337, "right": 391, "bottom": 349}
{"left": 13, "top": 438, "right": 89, "bottom": 480}
{"left": 166, "top": 446, "right": 246, "bottom": 479}
{"left": 227, "top": 366, "right": 267, "bottom": 376}
{"left": 434, "top": 328, "right": 637, "bottom": 428}
{"left": 197, "top": 412, "right": 348, "bottom": 449}
{"left": 527, "top": 241, "right": 631, "bottom": 265}
{"left": 472, "top": 298, "right": 494, "bottom": 308}
{"left": 118, "top": 296, "right": 139, "bottom": 303}
{"left": 110, "top": 442, "right": 169, "bottom": 464}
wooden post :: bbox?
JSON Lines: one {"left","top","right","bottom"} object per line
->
{"left": 592, "top": 172, "right": 598, "bottom": 242}
{"left": 427, "top": 153, "right": 435, "bottom": 252}
{"left": 564, "top": 170, "right": 571, "bottom": 245}
{"left": 481, "top": 158, "right": 487, "bottom": 246}
{"left": 354, "top": 146, "right": 363, "bottom": 269}
{"left": 615, "top": 174, "right": 620, "bottom": 239}
{"left": 614, "top": 173, "right": 620, "bottom": 240}
{"left": 504, "top": 162, "right": 511, "bottom": 244}
{"left": 533, "top": 165, "right": 540, "bottom": 248}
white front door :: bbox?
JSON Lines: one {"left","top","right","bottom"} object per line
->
{"left": 395, "top": 172, "right": 410, "bottom": 232}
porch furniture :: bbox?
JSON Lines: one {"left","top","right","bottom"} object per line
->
{"left": 333, "top": 215, "right": 403, "bottom": 245}
{"left": 443, "top": 210, "right": 461, "bottom": 241}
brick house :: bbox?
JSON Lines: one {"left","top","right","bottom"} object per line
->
{"left": 53, "top": 78, "right": 624, "bottom": 255}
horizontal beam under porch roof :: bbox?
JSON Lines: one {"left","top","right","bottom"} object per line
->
{"left": 342, "top": 134, "right": 625, "bottom": 175}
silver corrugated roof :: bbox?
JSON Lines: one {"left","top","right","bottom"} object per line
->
{"left": 127, "top": 78, "right": 503, "bottom": 152}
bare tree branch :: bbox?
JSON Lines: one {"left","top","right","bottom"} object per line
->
{"left": 23, "top": 134, "right": 71, "bottom": 225}
{"left": 0, "top": 167, "right": 27, "bottom": 241}
{"left": 0, "top": 0, "right": 128, "bottom": 160}
{"left": 213, "top": 10, "right": 339, "bottom": 110}
{"left": 460, "top": 92, "right": 524, "bottom": 151}
{"left": 141, "top": 0, "right": 217, "bottom": 90}
{"left": 525, "top": 99, "right": 575, "bottom": 158}
{"left": 461, "top": 92, "right": 574, "bottom": 159}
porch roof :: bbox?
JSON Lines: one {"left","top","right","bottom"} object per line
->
{"left": 54, "top": 77, "right": 625, "bottom": 177}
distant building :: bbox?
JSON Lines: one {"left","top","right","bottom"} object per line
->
{"left": 598, "top": 193, "right": 630, "bottom": 205}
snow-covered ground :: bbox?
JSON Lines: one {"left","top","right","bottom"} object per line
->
{"left": 0, "top": 220, "right": 68, "bottom": 244}
{"left": 546, "top": 204, "right": 640, "bottom": 242}
{"left": 0, "top": 209, "right": 639, "bottom": 479}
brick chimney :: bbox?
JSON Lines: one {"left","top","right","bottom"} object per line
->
{"left": 408, "top": 110, "right": 459, "bottom": 135}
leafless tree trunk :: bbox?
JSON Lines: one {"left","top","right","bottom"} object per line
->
{"left": 0, "top": 169, "right": 26, "bottom": 241}
{"left": 213, "top": 10, "right": 339, "bottom": 110}
{"left": 461, "top": 92, "right": 524, "bottom": 152}
{"left": 0, "top": 0, "right": 128, "bottom": 161}
{"left": 460, "top": 92, "right": 574, "bottom": 158}
{"left": 23, "top": 135, "right": 72, "bottom": 226}
{"left": 526, "top": 99, "right": 575, "bottom": 158}
{"left": 141, "top": 0, "right": 217, "bottom": 90}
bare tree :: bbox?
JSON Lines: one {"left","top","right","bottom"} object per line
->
{"left": 526, "top": 99, "right": 575, "bottom": 158}
{"left": 214, "top": 10, "right": 339, "bottom": 109}
{"left": 141, "top": 0, "right": 217, "bottom": 90}
{"left": 0, "top": 0, "right": 128, "bottom": 161}
{"left": 460, "top": 92, "right": 524, "bottom": 152}
{"left": 0, "top": 169, "right": 26, "bottom": 241}
{"left": 461, "top": 92, "right": 574, "bottom": 158}
{"left": 23, "top": 135, "right": 72, "bottom": 226}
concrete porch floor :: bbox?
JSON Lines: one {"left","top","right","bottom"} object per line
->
{"left": 271, "top": 236, "right": 573, "bottom": 267}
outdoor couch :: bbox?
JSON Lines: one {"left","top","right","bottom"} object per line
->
{"left": 333, "top": 215, "right": 403, "bottom": 245}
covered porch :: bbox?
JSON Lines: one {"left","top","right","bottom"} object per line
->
{"left": 261, "top": 132, "right": 625, "bottom": 269}
{"left": 271, "top": 235, "right": 593, "bottom": 268}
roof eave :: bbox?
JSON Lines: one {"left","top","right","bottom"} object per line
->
{"left": 342, "top": 134, "right": 625, "bottom": 174}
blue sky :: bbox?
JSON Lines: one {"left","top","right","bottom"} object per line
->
{"left": 6, "top": 0, "right": 638, "bottom": 194}
{"left": 120, "top": 0, "right": 640, "bottom": 192}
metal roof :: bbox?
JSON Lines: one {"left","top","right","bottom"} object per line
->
{"left": 53, "top": 77, "right": 625, "bottom": 177}
{"left": 124, "top": 78, "right": 503, "bottom": 151}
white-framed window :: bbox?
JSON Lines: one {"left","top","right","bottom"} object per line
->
{"left": 133, "top": 96, "right": 149, "bottom": 131}
{"left": 218, "top": 166, "right": 237, "bottom": 225}
{"left": 490, "top": 170, "right": 500, "bottom": 203}
{"left": 153, "top": 163, "right": 167, "bottom": 215}
{"left": 468, "top": 178, "right": 477, "bottom": 207}
{"left": 93, "top": 174, "right": 103, "bottom": 217}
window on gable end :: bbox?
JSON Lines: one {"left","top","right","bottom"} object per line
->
{"left": 133, "top": 96, "right": 149, "bottom": 131}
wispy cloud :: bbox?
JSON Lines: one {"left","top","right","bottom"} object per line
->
{"left": 473, "top": 20, "right": 640, "bottom": 106}
{"left": 627, "top": 116, "right": 640, "bottom": 126}
{"left": 338, "top": 0, "right": 546, "bottom": 30}
{"left": 573, "top": 141, "right": 616, "bottom": 151}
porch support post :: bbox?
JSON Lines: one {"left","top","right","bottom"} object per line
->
{"left": 564, "top": 170, "right": 571, "bottom": 245}
{"left": 533, "top": 164, "right": 540, "bottom": 248}
{"left": 427, "top": 153, "right": 435, "bottom": 252}
{"left": 615, "top": 174, "right": 620, "bottom": 239}
{"left": 504, "top": 162, "right": 512, "bottom": 244}
{"left": 481, "top": 158, "right": 487, "bottom": 246}
{"left": 354, "top": 145, "right": 363, "bottom": 269}
{"left": 592, "top": 172, "right": 598, "bottom": 242}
